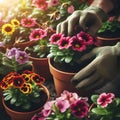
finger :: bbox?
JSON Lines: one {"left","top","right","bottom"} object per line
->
{"left": 68, "top": 12, "right": 81, "bottom": 36}
{"left": 71, "top": 57, "right": 99, "bottom": 84}
{"left": 60, "top": 20, "right": 68, "bottom": 36}
{"left": 56, "top": 23, "right": 61, "bottom": 33}
{"left": 86, "top": 77, "right": 106, "bottom": 91}
{"left": 75, "top": 71, "right": 100, "bottom": 89}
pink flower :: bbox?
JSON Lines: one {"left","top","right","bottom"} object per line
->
{"left": 77, "top": 31, "right": 94, "bottom": 45}
{"left": 29, "top": 28, "right": 47, "bottom": 41}
{"left": 97, "top": 93, "right": 115, "bottom": 108}
{"left": 21, "top": 18, "right": 36, "bottom": 28}
{"left": 56, "top": 99, "right": 70, "bottom": 113}
{"left": 108, "top": 16, "right": 115, "bottom": 22}
{"left": 32, "top": 0, "right": 48, "bottom": 10}
{"left": 47, "top": 0, "right": 59, "bottom": 7}
{"left": 70, "top": 36, "right": 86, "bottom": 52}
{"left": 71, "top": 99, "right": 89, "bottom": 119}
{"left": 49, "top": 33, "right": 64, "bottom": 44}
{"left": 58, "top": 36, "right": 71, "bottom": 49}
{"left": 42, "top": 101, "right": 55, "bottom": 117}
{"left": 59, "top": 90, "right": 79, "bottom": 104}
{"left": 67, "top": 5, "right": 75, "bottom": 14}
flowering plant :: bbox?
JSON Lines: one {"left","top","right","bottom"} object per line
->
{"left": 32, "top": 90, "right": 120, "bottom": 120}
{"left": 0, "top": 70, "right": 46, "bottom": 111}
{"left": 97, "top": 16, "right": 120, "bottom": 38}
{"left": 0, "top": 47, "right": 32, "bottom": 79}
{"left": 47, "top": 31, "right": 99, "bottom": 70}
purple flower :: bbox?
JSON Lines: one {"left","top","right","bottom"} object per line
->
{"left": 58, "top": 36, "right": 71, "bottom": 49}
{"left": 0, "top": 42, "right": 3, "bottom": 47}
{"left": 70, "top": 36, "right": 86, "bottom": 52}
{"left": 97, "top": 93, "right": 115, "bottom": 108}
{"left": 7, "top": 47, "right": 18, "bottom": 59}
{"left": 56, "top": 99, "right": 70, "bottom": 113}
{"left": 71, "top": 99, "right": 89, "bottom": 119}
{"left": 15, "top": 51, "right": 29, "bottom": 64}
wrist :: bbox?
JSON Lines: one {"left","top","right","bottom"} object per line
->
{"left": 86, "top": 6, "right": 108, "bottom": 22}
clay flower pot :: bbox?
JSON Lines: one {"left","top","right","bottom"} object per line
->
{"left": 48, "top": 58, "right": 89, "bottom": 97}
{"left": 2, "top": 84, "right": 50, "bottom": 120}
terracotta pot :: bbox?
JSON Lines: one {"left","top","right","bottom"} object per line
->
{"left": 2, "top": 84, "right": 50, "bottom": 120}
{"left": 97, "top": 36, "right": 120, "bottom": 46}
{"left": 29, "top": 56, "right": 52, "bottom": 81}
{"left": 48, "top": 58, "right": 89, "bottom": 97}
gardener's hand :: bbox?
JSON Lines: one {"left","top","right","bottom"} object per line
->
{"left": 56, "top": 7, "right": 108, "bottom": 36}
{"left": 71, "top": 42, "right": 120, "bottom": 91}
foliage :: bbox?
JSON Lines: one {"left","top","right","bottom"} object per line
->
{"left": 32, "top": 90, "right": 120, "bottom": 120}
{"left": 47, "top": 31, "right": 99, "bottom": 66}
{"left": 0, "top": 47, "right": 32, "bottom": 78}
{"left": 0, "top": 70, "right": 46, "bottom": 110}
{"left": 98, "top": 16, "right": 120, "bottom": 33}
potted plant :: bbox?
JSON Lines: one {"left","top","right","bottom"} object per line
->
{"left": 32, "top": 90, "right": 120, "bottom": 120}
{"left": 47, "top": 31, "right": 99, "bottom": 96}
{"left": 97, "top": 16, "right": 120, "bottom": 46}
{"left": 0, "top": 70, "right": 50, "bottom": 120}
{"left": 24, "top": 27, "right": 55, "bottom": 80}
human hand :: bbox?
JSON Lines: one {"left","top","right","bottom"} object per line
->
{"left": 71, "top": 42, "right": 120, "bottom": 91}
{"left": 56, "top": 7, "right": 108, "bottom": 36}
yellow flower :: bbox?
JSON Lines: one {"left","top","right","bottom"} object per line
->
{"left": 2, "top": 23, "right": 15, "bottom": 35}
{"left": 11, "top": 19, "right": 20, "bottom": 27}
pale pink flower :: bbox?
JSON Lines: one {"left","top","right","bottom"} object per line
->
{"left": 67, "top": 5, "right": 75, "bottom": 14}
{"left": 97, "top": 93, "right": 115, "bottom": 108}
{"left": 32, "top": 0, "right": 48, "bottom": 10}
{"left": 56, "top": 99, "right": 70, "bottom": 113}
{"left": 47, "top": 0, "right": 59, "bottom": 7}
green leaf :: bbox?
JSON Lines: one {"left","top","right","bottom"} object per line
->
{"left": 91, "top": 95, "right": 99, "bottom": 104}
{"left": 65, "top": 56, "right": 72, "bottom": 63}
{"left": 91, "top": 108, "right": 111, "bottom": 115}
{"left": 10, "top": 97, "right": 17, "bottom": 104}
{"left": 4, "top": 95, "right": 12, "bottom": 101}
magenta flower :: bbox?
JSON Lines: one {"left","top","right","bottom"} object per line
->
{"left": 71, "top": 100, "right": 89, "bottom": 119}
{"left": 97, "top": 93, "right": 115, "bottom": 108}
{"left": 56, "top": 99, "right": 70, "bottom": 113}
{"left": 31, "top": 112, "right": 46, "bottom": 120}
{"left": 0, "top": 42, "right": 3, "bottom": 47}
{"left": 58, "top": 36, "right": 71, "bottom": 49}
{"left": 21, "top": 18, "right": 36, "bottom": 28}
{"left": 32, "top": 0, "right": 48, "bottom": 10}
{"left": 29, "top": 28, "right": 47, "bottom": 41}
{"left": 7, "top": 47, "right": 19, "bottom": 59}
{"left": 49, "top": 33, "right": 64, "bottom": 44}
{"left": 77, "top": 31, "right": 94, "bottom": 45}
{"left": 15, "top": 51, "right": 29, "bottom": 64}
{"left": 70, "top": 36, "right": 86, "bottom": 52}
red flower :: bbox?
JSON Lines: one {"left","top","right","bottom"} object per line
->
{"left": 31, "top": 74, "right": 45, "bottom": 84}
{"left": 71, "top": 99, "right": 89, "bottom": 119}
{"left": 97, "top": 93, "right": 115, "bottom": 108}
{"left": 13, "top": 76, "right": 25, "bottom": 88}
